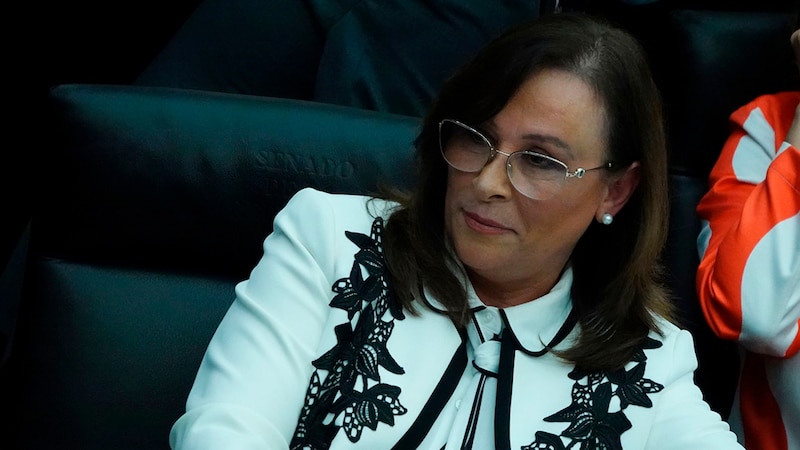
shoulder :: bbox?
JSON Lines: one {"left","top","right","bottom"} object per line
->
{"left": 640, "top": 315, "right": 699, "bottom": 382}
{"left": 734, "top": 91, "right": 800, "bottom": 120}
{"left": 648, "top": 314, "right": 690, "bottom": 351}
{"left": 279, "top": 187, "right": 398, "bottom": 224}
{"left": 284, "top": 187, "right": 371, "bottom": 210}
{"left": 270, "top": 188, "right": 400, "bottom": 255}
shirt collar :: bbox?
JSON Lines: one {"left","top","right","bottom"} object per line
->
{"left": 422, "top": 265, "right": 575, "bottom": 353}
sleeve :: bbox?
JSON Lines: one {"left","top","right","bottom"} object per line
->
{"left": 169, "top": 188, "right": 349, "bottom": 449}
{"left": 696, "top": 93, "right": 800, "bottom": 358}
{"left": 644, "top": 329, "right": 745, "bottom": 449}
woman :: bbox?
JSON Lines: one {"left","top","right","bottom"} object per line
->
{"left": 695, "top": 15, "right": 800, "bottom": 450}
{"left": 171, "top": 13, "right": 742, "bottom": 449}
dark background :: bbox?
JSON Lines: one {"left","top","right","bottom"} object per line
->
{"left": 4, "top": 0, "right": 203, "bottom": 265}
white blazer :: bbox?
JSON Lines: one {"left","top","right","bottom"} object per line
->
{"left": 170, "top": 188, "right": 743, "bottom": 449}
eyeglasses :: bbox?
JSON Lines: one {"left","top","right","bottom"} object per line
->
{"left": 438, "top": 119, "right": 612, "bottom": 200}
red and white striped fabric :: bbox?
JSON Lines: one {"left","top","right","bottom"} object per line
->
{"left": 697, "top": 91, "right": 800, "bottom": 450}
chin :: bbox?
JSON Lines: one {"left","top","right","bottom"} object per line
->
{"left": 452, "top": 237, "right": 506, "bottom": 271}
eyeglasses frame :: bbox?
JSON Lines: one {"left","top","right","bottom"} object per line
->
{"left": 438, "top": 119, "right": 613, "bottom": 198}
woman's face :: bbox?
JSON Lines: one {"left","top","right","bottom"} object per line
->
{"left": 792, "top": 28, "right": 800, "bottom": 70}
{"left": 443, "top": 69, "right": 619, "bottom": 301}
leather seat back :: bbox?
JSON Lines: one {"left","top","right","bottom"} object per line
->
{"left": 4, "top": 84, "right": 419, "bottom": 449}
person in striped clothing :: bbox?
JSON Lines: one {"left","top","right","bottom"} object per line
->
{"left": 696, "top": 17, "right": 800, "bottom": 450}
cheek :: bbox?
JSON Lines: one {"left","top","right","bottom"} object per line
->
{"left": 444, "top": 170, "right": 471, "bottom": 205}
{"left": 569, "top": 178, "right": 608, "bottom": 208}
{"left": 522, "top": 183, "right": 605, "bottom": 229}
{"left": 446, "top": 167, "right": 470, "bottom": 188}
{"left": 443, "top": 170, "right": 462, "bottom": 227}
{"left": 517, "top": 200, "right": 590, "bottom": 253}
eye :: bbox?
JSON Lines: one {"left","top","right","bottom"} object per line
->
{"left": 450, "top": 126, "right": 490, "bottom": 154}
{"left": 466, "top": 130, "right": 488, "bottom": 146}
{"left": 516, "top": 152, "right": 565, "bottom": 172}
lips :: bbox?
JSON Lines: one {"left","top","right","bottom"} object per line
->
{"left": 463, "top": 210, "right": 513, "bottom": 234}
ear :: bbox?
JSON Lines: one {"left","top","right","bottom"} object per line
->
{"left": 595, "top": 162, "right": 640, "bottom": 223}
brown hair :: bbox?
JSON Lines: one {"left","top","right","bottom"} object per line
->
{"left": 381, "top": 12, "right": 673, "bottom": 371}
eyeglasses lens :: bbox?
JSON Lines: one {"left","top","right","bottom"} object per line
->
{"left": 439, "top": 120, "right": 490, "bottom": 172}
{"left": 439, "top": 120, "right": 567, "bottom": 200}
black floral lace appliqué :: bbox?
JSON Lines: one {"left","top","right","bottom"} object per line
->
{"left": 291, "top": 217, "right": 407, "bottom": 450}
{"left": 523, "top": 337, "right": 664, "bottom": 450}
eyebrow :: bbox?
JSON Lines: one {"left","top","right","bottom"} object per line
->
{"left": 481, "top": 122, "right": 576, "bottom": 160}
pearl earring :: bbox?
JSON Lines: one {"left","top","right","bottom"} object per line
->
{"left": 601, "top": 213, "right": 613, "bottom": 225}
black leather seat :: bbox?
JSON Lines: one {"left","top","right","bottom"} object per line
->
{"left": 2, "top": 85, "right": 420, "bottom": 449}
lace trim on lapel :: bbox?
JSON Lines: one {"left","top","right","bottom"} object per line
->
{"left": 522, "top": 337, "right": 665, "bottom": 450}
{"left": 290, "top": 217, "right": 407, "bottom": 449}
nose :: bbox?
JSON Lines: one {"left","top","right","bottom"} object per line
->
{"left": 472, "top": 150, "right": 514, "bottom": 200}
